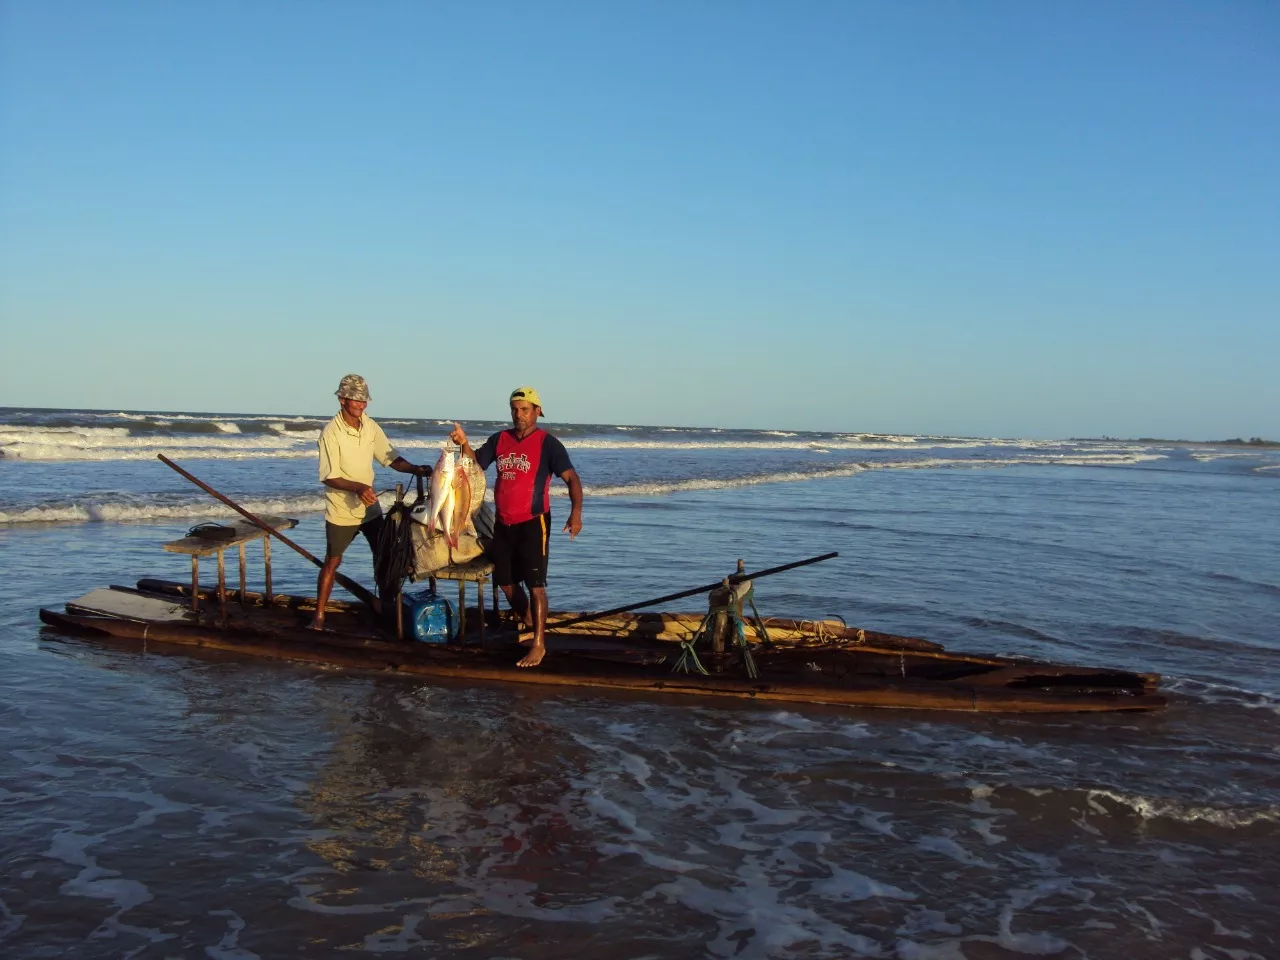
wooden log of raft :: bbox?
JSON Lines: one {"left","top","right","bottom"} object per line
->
{"left": 38, "top": 598, "right": 1165, "bottom": 714}
{"left": 122, "top": 579, "right": 1158, "bottom": 690}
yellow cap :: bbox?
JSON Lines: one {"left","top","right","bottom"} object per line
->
{"left": 509, "top": 386, "right": 543, "bottom": 411}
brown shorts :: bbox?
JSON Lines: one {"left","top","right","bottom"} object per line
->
{"left": 325, "top": 517, "right": 383, "bottom": 559}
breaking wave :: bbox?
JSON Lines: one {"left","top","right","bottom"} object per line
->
{"left": 578, "top": 463, "right": 869, "bottom": 497}
{"left": 0, "top": 495, "right": 328, "bottom": 525}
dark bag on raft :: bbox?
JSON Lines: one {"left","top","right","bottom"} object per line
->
{"left": 187, "top": 523, "right": 239, "bottom": 542}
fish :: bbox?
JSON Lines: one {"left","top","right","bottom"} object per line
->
{"left": 425, "top": 448, "right": 455, "bottom": 537}
{"left": 445, "top": 457, "right": 473, "bottom": 549}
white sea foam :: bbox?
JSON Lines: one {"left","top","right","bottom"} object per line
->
{"left": 46, "top": 828, "right": 155, "bottom": 915}
{"left": 576, "top": 464, "right": 868, "bottom": 498}
{"left": 564, "top": 437, "right": 988, "bottom": 451}
{"left": 91, "top": 411, "right": 318, "bottom": 424}
{"left": 0, "top": 495, "right": 326, "bottom": 525}
{"left": 0, "top": 425, "right": 132, "bottom": 440}
{"left": 206, "top": 910, "right": 259, "bottom": 960}
{"left": 1188, "top": 451, "right": 1276, "bottom": 462}
{"left": 1164, "top": 677, "right": 1280, "bottom": 716}
{"left": 1083, "top": 789, "right": 1280, "bottom": 828}
{"left": 0, "top": 898, "right": 23, "bottom": 940}
{"left": 0, "top": 429, "right": 319, "bottom": 461}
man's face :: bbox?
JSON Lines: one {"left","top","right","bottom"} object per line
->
{"left": 340, "top": 397, "right": 368, "bottom": 421}
{"left": 510, "top": 400, "right": 539, "bottom": 431}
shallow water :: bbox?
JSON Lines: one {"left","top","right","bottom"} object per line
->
{"left": 1, "top": 409, "right": 1278, "bottom": 957}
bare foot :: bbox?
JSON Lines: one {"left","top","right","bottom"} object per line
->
{"left": 516, "top": 644, "right": 545, "bottom": 668}
{"left": 307, "top": 618, "right": 326, "bottom": 632}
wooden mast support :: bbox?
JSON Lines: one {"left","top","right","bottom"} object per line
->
{"left": 216, "top": 550, "right": 227, "bottom": 620}
{"left": 394, "top": 483, "right": 405, "bottom": 642}
{"left": 190, "top": 555, "right": 199, "bottom": 612}
{"left": 263, "top": 537, "right": 273, "bottom": 606}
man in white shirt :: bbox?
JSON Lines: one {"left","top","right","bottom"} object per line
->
{"left": 311, "top": 373, "right": 429, "bottom": 630}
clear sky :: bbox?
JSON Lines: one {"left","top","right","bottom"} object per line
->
{"left": 1, "top": 1, "right": 1276, "bottom": 439}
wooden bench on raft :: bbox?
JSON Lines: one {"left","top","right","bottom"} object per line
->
{"left": 163, "top": 516, "right": 298, "bottom": 619}
{"left": 426, "top": 558, "right": 497, "bottom": 641}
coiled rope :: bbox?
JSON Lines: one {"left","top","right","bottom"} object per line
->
{"left": 373, "top": 500, "right": 416, "bottom": 600}
{"left": 760, "top": 615, "right": 850, "bottom": 645}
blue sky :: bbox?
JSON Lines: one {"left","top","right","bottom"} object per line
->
{"left": 1, "top": 1, "right": 1276, "bottom": 439}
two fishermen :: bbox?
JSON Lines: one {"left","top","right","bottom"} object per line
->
{"left": 314, "top": 376, "right": 583, "bottom": 667}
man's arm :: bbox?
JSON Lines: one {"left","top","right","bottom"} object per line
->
{"left": 449, "top": 423, "right": 495, "bottom": 469}
{"left": 561, "top": 468, "right": 583, "bottom": 539}
{"left": 390, "top": 457, "right": 430, "bottom": 477}
{"left": 370, "top": 421, "right": 428, "bottom": 477}
{"left": 324, "top": 476, "right": 378, "bottom": 506}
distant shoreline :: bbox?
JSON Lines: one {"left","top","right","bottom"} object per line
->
{"left": 1072, "top": 436, "right": 1279, "bottom": 449}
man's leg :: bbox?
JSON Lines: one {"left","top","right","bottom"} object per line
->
{"left": 489, "top": 521, "right": 531, "bottom": 631}
{"left": 311, "top": 556, "right": 342, "bottom": 630}
{"left": 515, "top": 516, "right": 551, "bottom": 668}
{"left": 500, "top": 583, "right": 532, "bottom": 630}
{"left": 517, "top": 586, "right": 549, "bottom": 668}
{"left": 310, "top": 523, "right": 360, "bottom": 630}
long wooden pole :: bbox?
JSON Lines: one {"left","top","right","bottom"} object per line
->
{"left": 157, "top": 454, "right": 381, "bottom": 613}
{"left": 546, "top": 552, "right": 839, "bottom": 631}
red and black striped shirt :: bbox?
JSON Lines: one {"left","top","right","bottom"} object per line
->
{"left": 475, "top": 428, "right": 574, "bottom": 526}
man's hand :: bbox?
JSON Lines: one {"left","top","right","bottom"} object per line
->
{"left": 414, "top": 463, "right": 432, "bottom": 478}
{"left": 449, "top": 422, "right": 467, "bottom": 447}
{"left": 563, "top": 510, "right": 583, "bottom": 540}
{"left": 358, "top": 485, "right": 378, "bottom": 506}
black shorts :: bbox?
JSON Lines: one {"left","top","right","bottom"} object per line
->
{"left": 490, "top": 515, "right": 550, "bottom": 590}
{"left": 325, "top": 517, "right": 383, "bottom": 560}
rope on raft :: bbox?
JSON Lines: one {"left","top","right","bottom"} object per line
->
{"left": 761, "top": 614, "right": 850, "bottom": 644}
{"left": 673, "top": 582, "right": 771, "bottom": 680}
{"left": 373, "top": 500, "right": 416, "bottom": 601}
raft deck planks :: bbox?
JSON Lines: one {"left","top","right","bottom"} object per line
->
{"left": 39, "top": 584, "right": 1165, "bottom": 714}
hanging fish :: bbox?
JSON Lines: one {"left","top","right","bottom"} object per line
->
{"left": 444, "top": 456, "right": 473, "bottom": 549}
{"left": 425, "top": 448, "right": 455, "bottom": 537}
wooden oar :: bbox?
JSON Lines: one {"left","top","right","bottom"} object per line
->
{"left": 547, "top": 552, "right": 839, "bottom": 631}
{"left": 157, "top": 454, "right": 382, "bottom": 613}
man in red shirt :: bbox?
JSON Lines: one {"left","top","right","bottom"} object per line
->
{"left": 450, "top": 386, "right": 583, "bottom": 667}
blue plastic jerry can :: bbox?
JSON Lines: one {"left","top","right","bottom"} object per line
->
{"left": 401, "top": 587, "right": 456, "bottom": 643}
